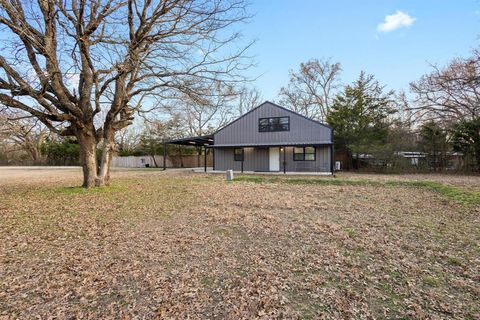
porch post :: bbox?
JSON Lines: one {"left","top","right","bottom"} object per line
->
{"left": 241, "top": 150, "right": 244, "bottom": 173}
{"left": 204, "top": 146, "right": 207, "bottom": 172}
{"left": 330, "top": 144, "right": 334, "bottom": 175}
{"left": 283, "top": 146, "right": 286, "bottom": 174}
{"left": 163, "top": 141, "right": 167, "bottom": 170}
{"left": 212, "top": 148, "right": 215, "bottom": 170}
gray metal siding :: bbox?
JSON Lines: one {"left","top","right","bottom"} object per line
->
{"left": 215, "top": 146, "right": 331, "bottom": 172}
{"left": 214, "top": 148, "right": 237, "bottom": 171}
{"left": 214, "top": 147, "right": 269, "bottom": 171}
{"left": 281, "top": 146, "right": 331, "bottom": 172}
{"left": 246, "top": 147, "right": 269, "bottom": 171}
{"left": 214, "top": 102, "right": 332, "bottom": 146}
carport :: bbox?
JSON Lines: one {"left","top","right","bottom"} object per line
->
{"left": 164, "top": 135, "right": 214, "bottom": 172}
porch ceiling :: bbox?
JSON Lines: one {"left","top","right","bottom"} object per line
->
{"left": 166, "top": 135, "right": 214, "bottom": 147}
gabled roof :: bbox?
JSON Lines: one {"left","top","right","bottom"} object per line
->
{"left": 214, "top": 101, "right": 332, "bottom": 135}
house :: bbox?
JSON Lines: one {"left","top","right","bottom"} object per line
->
{"left": 167, "top": 101, "right": 334, "bottom": 174}
{"left": 346, "top": 151, "right": 464, "bottom": 171}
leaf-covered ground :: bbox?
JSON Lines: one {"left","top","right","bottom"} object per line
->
{"left": 1, "top": 168, "right": 479, "bottom": 319}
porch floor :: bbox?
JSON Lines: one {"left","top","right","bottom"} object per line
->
{"left": 190, "top": 167, "right": 333, "bottom": 175}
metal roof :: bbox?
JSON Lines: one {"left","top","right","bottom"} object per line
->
{"left": 166, "top": 135, "right": 214, "bottom": 146}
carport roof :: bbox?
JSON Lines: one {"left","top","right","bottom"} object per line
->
{"left": 166, "top": 135, "right": 214, "bottom": 146}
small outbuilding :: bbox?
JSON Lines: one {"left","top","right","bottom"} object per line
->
{"left": 167, "top": 101, "right": 334, "bottom": 174}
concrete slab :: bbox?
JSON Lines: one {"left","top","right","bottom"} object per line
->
{"left": 191, "top": 167, "right": 333, "bottom": 176}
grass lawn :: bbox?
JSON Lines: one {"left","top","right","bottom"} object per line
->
{"left": 0, "top": 169, "right": 479, "bottom": 319}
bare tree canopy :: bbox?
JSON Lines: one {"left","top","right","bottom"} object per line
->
{"left": 410, "top": 50, "right": 480, "bottom": 123}
{"left": 162, "top": 84, "right": 237, "bottom": 137}
{"left": 278, "top": 58, "right": 341, "bottom": 121}
{"left": 0, "top": 0, "right": 252, "bottom": 187}
{"left": 236, "top": 85, "right": 262, "bottom": 116}
{"left": 0, "top": 109, "right": 48, "bottom": 162}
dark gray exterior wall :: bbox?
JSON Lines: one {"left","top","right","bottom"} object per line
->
{"left": 212, "top": 101, "right": 333, "bottom": 172}
{"left": 213, "top": 102, "right": 332, "bottom": 147}
{"left": 214, "top": 146, "right": 331, "bottom": 172}
{"left": 281, "top": 146, "right": 331, "bottom": 172}
{"left": 214, "top": 147, "right": 269, "bottom": 171}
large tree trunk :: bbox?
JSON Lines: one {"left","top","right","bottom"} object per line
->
{"left": 96, "top": 138, "right": 115, "bottom": 187}
{"left": 77, "top": 130, "right": 98, "bottom": 188}
{"left": 151, "top": 154, "right": 158, "bottom": 167}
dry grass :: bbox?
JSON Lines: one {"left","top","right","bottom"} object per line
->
{"left": 1, "top": 168, "right": 479, "bottom": 319}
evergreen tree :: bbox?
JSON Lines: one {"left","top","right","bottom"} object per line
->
{"left": 41, "top": 138, "right": 80, "bottom": 166}
{"left": 326, "top": 72, "right": 397, "bottom": 168}
{"left": 418, "top": 121, "right": 449, "bottom": 171}
{"left": 451, "top": 118, "right": 480, "bottom": 171}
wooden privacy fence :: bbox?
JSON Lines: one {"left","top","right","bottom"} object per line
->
{"left": 112, "top": 154, "right": 213, "bottom": 168}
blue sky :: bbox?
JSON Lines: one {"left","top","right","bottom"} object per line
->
{"left": 241, "top": 0, "right": 480, "bottom": 99}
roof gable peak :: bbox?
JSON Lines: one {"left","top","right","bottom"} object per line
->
{"left": 214, "top": 101, "right": 331, "bottom": 135}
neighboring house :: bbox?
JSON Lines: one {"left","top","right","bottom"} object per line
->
{"left": 395, "top": 151, "right": 428, "bottom": 166}
{"left": 350, "top": 151, "right": 464, "bottom": 170}
{"left": 167, "top": 101, "right": 334, "bottom": 173}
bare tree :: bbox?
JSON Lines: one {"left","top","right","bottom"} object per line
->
{"left": 0, "top": 0, "right": 252, "bottom": 187}
{"left": 0, "top": 109, "right": 48, "bottom": 163}
{"left": 165, "top": 84, "right": 237, "bottom": 137}
{"left": 138, "top": 116, "right": 183, "bottom": 167}
{"left": 410, "top": 50, "right": 480, "bottom": 123}
{"left": 115, "top": 125, "right": 141, "bottom": 155}
{"left": 278, "top": 58, "right": 342, "bottom": 121}
{"left": 236, "top": 86, "right": 262, "bottom": 116}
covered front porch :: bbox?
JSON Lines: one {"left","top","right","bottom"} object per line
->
{"left": 213, "top": 144, "right": 334, "bottom": 174}
{"left": 165, "top": 136, "right": 334, "bottom": 174}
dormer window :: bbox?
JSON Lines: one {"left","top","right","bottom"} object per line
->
{"left": 259, "top": 116, "right": 290, "bottom": 132}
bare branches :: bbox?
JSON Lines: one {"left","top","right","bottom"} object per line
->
{"left": 278, "top": 58, "right": 342, "bottom": 121}
{"left": 160, "top": 81, "right": 237, "bottom": 137}
{"left": 0, "top": 0, "right": 252, "bottom": 186}
{"left": 0, "top": 0, "right": 252, "bottom": 130}
{"left": 236, "top": 86, "right": 262, "bottom": 116}
{"left": 0, "top": 108, "right": 49, "bottom": 162}
{"left": 410, "top": 51, "right": 480, "bottom": 124}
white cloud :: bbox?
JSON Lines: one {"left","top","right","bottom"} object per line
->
{"left": 377, "top": 11, "right": 416, "bottom": 33}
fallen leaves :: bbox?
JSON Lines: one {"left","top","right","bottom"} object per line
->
{"left": 0, "top": 169, "right": 479, "bottom": 319}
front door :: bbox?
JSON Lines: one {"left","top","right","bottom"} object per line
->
{"left": 269, "top": 147, "right": 280, "bottom": 171}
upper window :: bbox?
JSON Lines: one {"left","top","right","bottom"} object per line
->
{"left": 294, "top": 146, "right": 316, "bottom": 161}
{"left": 259, "top": 117, "right": 290, "bottom": 132}
{"left": 234, "top": 148, "right": 244, "bottom": 161}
